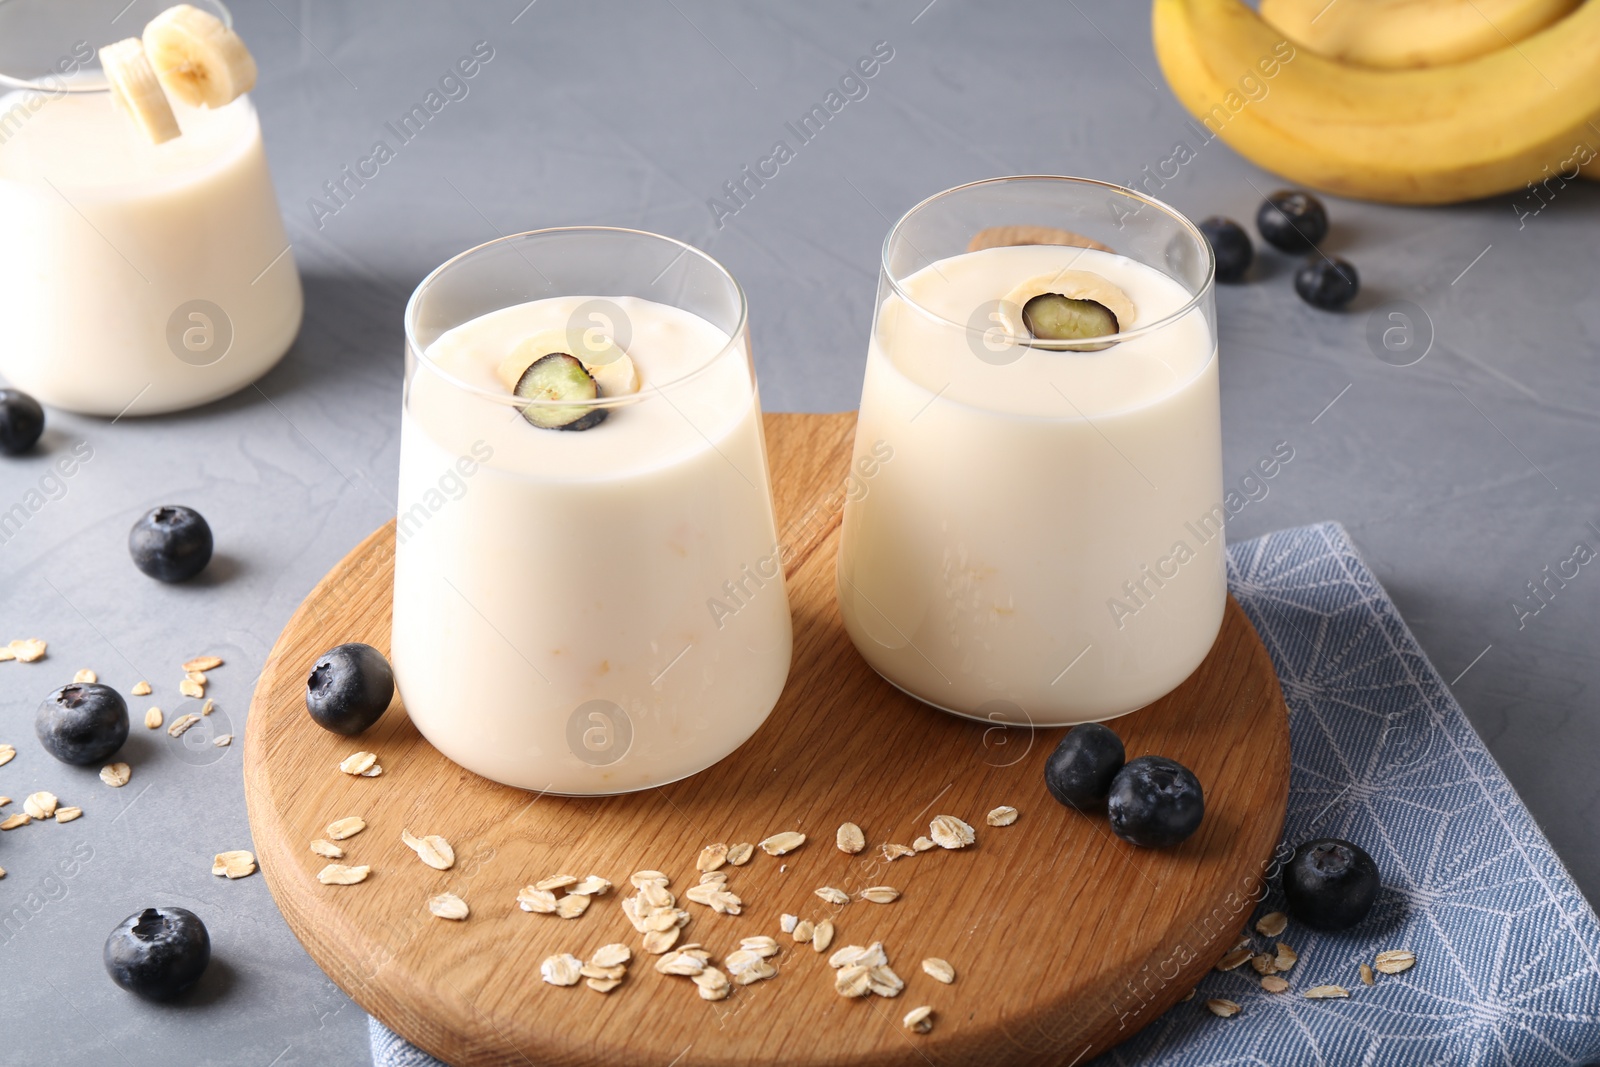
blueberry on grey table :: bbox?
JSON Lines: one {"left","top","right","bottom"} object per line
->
{"left": 1044, "top": 722, "right": 1126, "bottom": 812}
{"left": 1198, "top": 216, "right": 1253, "bottom": 283}
{"left": 1282, "top": 838, "right": 1380, "bottom": 931}
{"left": 306, "top": 642, "right": 395, "bottom": 735}
{"left": 36, "top": 683, "right": 129, "bottom": 765}
{"left": 129, "top": 505, "right": 213, "bottom": 582}
{"left": 1294, "top": 257, "right": 1361, "bottom": 310}
{"left": 514, "top": 352, "right": 607, "bottom": 431}
{"left": 1106, "top": 755, "right": 1205, "bottom": 848}
{"left": 1256, "top": 189, "right": 1329, "bottom": 253}
{"left": 104, "top": 907, "right": 210, "bottom": 1000}
{"left": 0, "top": 387, "right": 44, "bottom": 455}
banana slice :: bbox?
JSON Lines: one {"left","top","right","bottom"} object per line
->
{"left": 998, "top": 271, "right": 1137, "bottom": 347}
{"left": 497, "top": 329, "right": 639, "bottom": 398}
{"left": 143, "top": 4, "right": 257, "bottom": 109}
{"left": 98, "top": 39, "right": 181, "bottom": 145}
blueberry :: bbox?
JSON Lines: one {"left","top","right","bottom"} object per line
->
{"left": 0, "top": 388, "right": 44, "bottom": 455}
{"left": 1198, "top": 217, "right": 1253, "bottom": 284}
{"left": 104, "top": 907, "right": 210, "bottom": 1000}
{"left": 1044, "top": 723, "right": 1126, "bottom": 812}
{"left": 1106, "top": 755, "right": 1205, "bottom": 848}
{"left": 1256, "top": 190, "right": 1329, "bottom": 253}
{"left": 129, "top": 505, "right": 213, "bottom": 582}
{"left": 1294, "top": 257, "right": 1360, "bottom": 310}
{"left": 306, "top": 642, "right": 394, "bottom": 735}
{"left": 1282, "top": 838, "right": 1380, "bottom": 931}
{"left": 36, "top": 683, "right": 129, "bottom": 765}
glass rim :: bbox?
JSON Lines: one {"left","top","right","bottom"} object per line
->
{"left": 403, "top": 225, "right": 751, "bottom": 410}
{"left": 880, "top": 174, "right": 1216, "bottom": 346}
{"left": 0, "top": 0, "right": 234, "bottom": 94}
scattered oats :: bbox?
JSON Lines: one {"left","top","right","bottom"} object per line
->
{"left": 812, "top": 919, "right": 834, "bottom": 952}
{"left": 212, "top": 734, "right": 231, "bottom": 747}
{"left": 733, "top": 960, "right": 777, "bottom": 986}
{"left": 429, "top": 893, "right": 469, "bottom": 920}
{"left": 793, "top": 919, "right": 814, "bottom": 944}
{"left": 212, "top": 850, "right": 257, "bottom": 878}
{"left": 740, "top": 935, "right": 779, "bottom": 957}
{"left": 591, "top": 943, "right": 631, "bottom": 968}
{"left": 1304, "top": 985, "right": 1349, "bottom": 1000}
{"left": 185, "top": 671, "right": 207, "bottom": 684}
{"left": 642, "top": 928, "right": 680, "bottom": 954}
{"left": 697, "top": 871, "right": 728, "bottom": 885}
{"left": 517, "top": 887, "right": 558, "bottom": 914}
{"left": 1374, "top": 949, "right": 1416, "bottom": 975}
{"left": 201, "top": 700, "right": 215, "bottom": 716}
{"left": 638, "top": 880, "right": 674, "bottom": 908}
{"left": 684, "top": 883, "right": 742, "bottom": 914}
{"left": 815, "top": 886, "right": 849, "bottom": 905}
{"left": 0, "top": 866, "right": 5, "bottom": 878}
{"left": 309, "top": 839, "right": 343, "bottom": 859}
{"left": 400, "top": 829, "right": 455, "bottom": 871}
{"left": 1274, "top": 942, "right": 1299, "bottom": 972}
{"left": 9, "top": 639, "right": 46, "bottom": 662}
{"left": 759, "top": 830, "right": 806, "bottom": 856}
{"left": 1216, "top": 947, "right": 1253, "bottom": 972}
{"left": 1250, "top": 953, "right": 1278, "bottom": 976}
{"left": 1181, "top": 989, "right": 1196, "bottom": 1002}
{"left": 571, "top": 875, "right": 612, "bottom": 896}
{"left": 861, "top": 886, "right": 900, "bottom": 904}
{"left": 1232, "top": 932, "right": 1253, "bottom": 952}
{"left": 184, "top": 656, "right": 224, "bottom": 672}
{"left": 986, "top": 805, "right": 1019, "bottom": 827}
{"left": 360, "top": 764, "right": 383, "bottom": 777}
{"left": 1261, "top": 975, "right": 1290, "bottom": 994}
{"left": 556, "top": 894, "right": 591, "bottom": 920}
{"left": 167, "top": 713, "right": 201, "bottom": 738}
{"left": 922, "top": 958, "right": 955, "bottom": 984}
{"left": 868, "top": 964, "right": 905, "bottom": 997}
{"left": 585, "top": 977, "right": 622, "bottom": 993}
{"left": 881, "top": 842, "right": 914, "bottom": 861}
{"left": 836, "top": 822, "right": 865, "bottom": 854}
{"left": 1360, "top": 963, "right": 1375, "bottom": 986}
{"left": 325, "top": 816, "right": 366, "bottom": 840}
{"left": 0, "top": 744, "right": 13, "bottom": 767}
{"left": 540, "top": 953, "right": 582, "bottom": 987}
{"left": 0, "top": 813, "right": 30, "bottom": 829}
{"left": 0, "top": 646, "right": 12, "bottom": 661}
{"left": 339, "top": 751, "right": 378, "bottom": 776}
{"left": 536, "top": 874, "right": 578, "bottom": 891}
{"left": 929, "top": 814, "right": 975, "bottom": 849}
{"left": 726, "top": 842, "right": 754, "bottom": 866}
{"left": 780, "top": 913, "right": 798, "bottom": 934}
{"left": 1206, "top": 998, "right": 1241, "bottom": 1018}
{"left": 723, "top": 948, "right": 765, "bottom": 976}
{"left": 178, "top": 678, "right": 205, "bottom": 699}
{"left": 0, "top": 797, "right": 8, "bottom": 806}
{"left": 54, "top": 806, "right": 83, "bottom": 823}
{"left": 828, "top": 943, "right": 887, "bottom": 969}
{"left": 23, "top": 791, "right": 58, "bottom": 819}
{"left": 912, "top": 836, "right": 936, "bottom": 852}
{"left": 130, "top": 681, "right": 151, "bottom": 696}
{"left": 693, "top": 967, "right": 730, "bottom": 1000}
{"left": 1255, "top": 911, "right": 1288, "bottom": 938}
{"left": 317, "top": 864, "right": 370, "bottom": 885}
{"left": 903, "top": 1005, "right": 934, "bottom": 1034}
{"left": 630, "top": 870, "right": 670, "bottom": 888}
{"left": 657, "top": 951, "right": 705, "bottom": 976}
{"left": 144, "top": 707, "right": 163, "bottom": 729}
{"left": 697, "top": 842, "right": 729, "bottom": 872}
{"left": 73, "top": 669, "right": 97, "bottom": 683}
{"left": 835, "top": 964, "right": 872, "bottom": 998}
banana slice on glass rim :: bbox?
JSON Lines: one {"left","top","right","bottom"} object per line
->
{"left": 98, "top": 39, "right": 181, "bottom": 145}
{"left": 997, "top": 271, "right": 1137, "bottom": 351}
{"left": 142, "top": 4, "right": 257, "bottom": 109}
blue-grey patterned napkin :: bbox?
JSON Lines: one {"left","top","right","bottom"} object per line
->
{"left": 370, "top": 522, "right": 1600, "bottom": 1067}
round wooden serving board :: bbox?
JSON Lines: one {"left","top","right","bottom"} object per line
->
{"left": 244, "top": 412, "right": 1290, "bottom": 1067}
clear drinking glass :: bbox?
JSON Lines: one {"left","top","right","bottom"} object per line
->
{"left": 395, "top": 227, "right": 792, "bottom": 795}
{"left": 0, "top": 0, "right": 302, "bottom": 416}
{"left": 837, "top": 176, "right": 1221, "bottom": 726}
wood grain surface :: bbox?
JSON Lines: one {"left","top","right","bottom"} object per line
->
{"left": 244, "top": 412, "right": 1290, "bottom": 1067}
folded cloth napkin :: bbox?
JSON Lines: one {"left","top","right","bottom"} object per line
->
{"left": 371, "top": 522, "right": 1600, "bottom": 1067}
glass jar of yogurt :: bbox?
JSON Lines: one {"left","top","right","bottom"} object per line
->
{"left": 394, "top": 227, "right": 792, "bottom": 794}
{"left": 0, "top": 0, "right": 302, "bottom": 416}
{"left": 838, "top": 176, "right": 1222, "bottom": 726}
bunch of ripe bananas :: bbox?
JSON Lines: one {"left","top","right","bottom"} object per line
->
{"left": 1152, "top": 0, "right": 1600, "bottom": 203}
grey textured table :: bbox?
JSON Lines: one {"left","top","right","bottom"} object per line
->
{"left": 2, "top": 1, "right": 1597, "bottom": 1064}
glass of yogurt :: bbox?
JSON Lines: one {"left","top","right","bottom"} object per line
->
{"left": 0, "top": 0, "right": 302, "bottom": 416}
{"left": 837, "top": 176, "right": 1221, "bottom": 727}
{"left": 394, "top": 227, "right": 792, "bottom": 795}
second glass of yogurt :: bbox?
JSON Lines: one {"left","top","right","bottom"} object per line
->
{"left": 837, "top": 176, "right": 1222, "bottom": 727}
{"left": 394, "top": 227, "right": 792, "bottom": 795}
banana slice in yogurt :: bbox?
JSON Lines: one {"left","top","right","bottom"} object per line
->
{"left": 498, "top": 329, "right": 638, "bottom": 398}
{"left": 999, "top": 271, "right": 1137, "bottom": 348}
